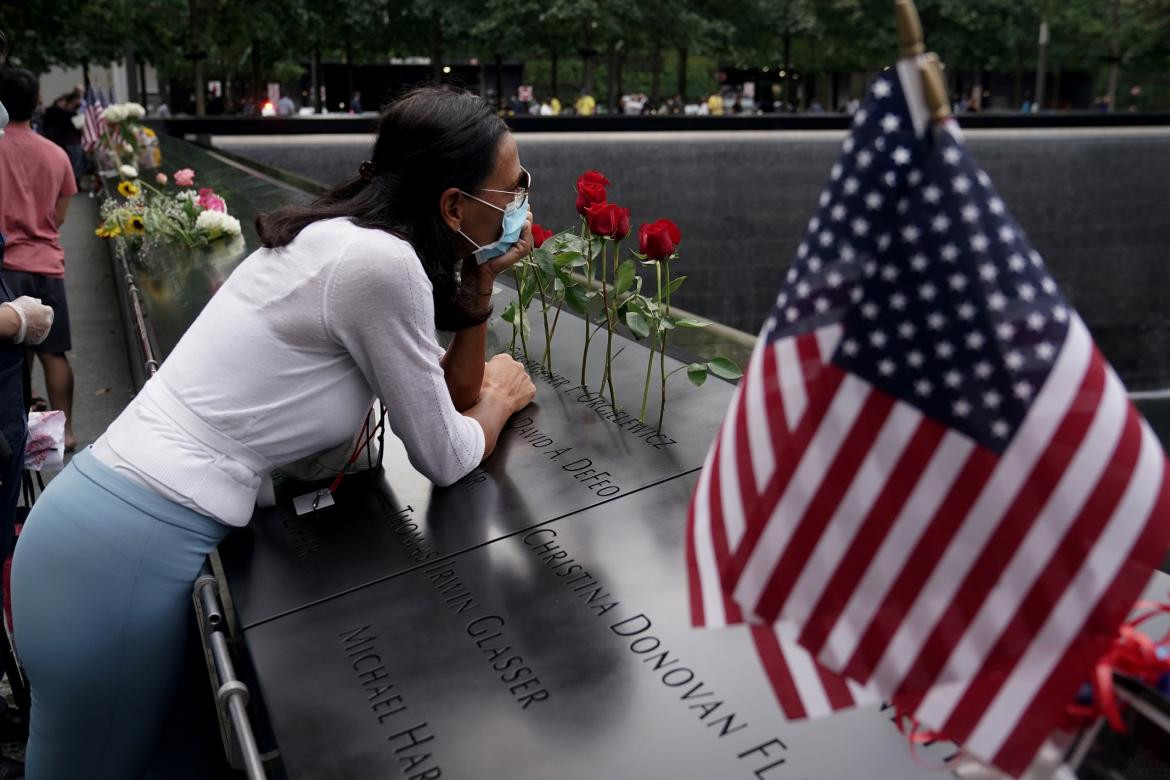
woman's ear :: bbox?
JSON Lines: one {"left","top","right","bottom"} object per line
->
{"left": 440, "top": 187, "right": 463, "bottom": 231}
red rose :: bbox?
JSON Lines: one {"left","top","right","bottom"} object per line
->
{"left": 638, "top": 219, "right": 681, "bottom": 260}
{"left": 577, "top": 170, "right": 611, "bottom": 190}
{"left": 585, "top": 202, "right": 631, "bottom": 241}
{"left": 575, "top": 181, "right": 607, "bottom": 215}
{"left": 532, "top": 224, "right": 555, "bottom": 248}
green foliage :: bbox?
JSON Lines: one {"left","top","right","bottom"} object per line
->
{"left": 7, "top": 0, "right": 1169, "bottom": 109}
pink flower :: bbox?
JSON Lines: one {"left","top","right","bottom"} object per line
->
{"left": 155, "top": 172, "right": 168, "bottom": 185}
{"left": 197, "top": 187, "right": 226, "bottom": 213}
{"left": 173, "top": 168, "right": 195, "bottom": 187}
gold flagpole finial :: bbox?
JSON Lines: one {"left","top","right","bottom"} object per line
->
{"left": 919, "top": 53, "right": 951, "bottom": 121}
{"left": 895, "top": 0, "right": 925, "bottom": 57}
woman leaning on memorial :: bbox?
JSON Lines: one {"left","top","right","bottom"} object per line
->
{"left": 11, "top": 85, "right": 537, "bottom": 779}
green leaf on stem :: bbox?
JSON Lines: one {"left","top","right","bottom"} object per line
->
{"left": 534, "top": 247, "right": 556, "bottom": 277}
{"left": 708, "top": 357, "right": 743, "bottom": 380}
{"left": 625, "top": 310, "right": 651, "bottom": 339}
{"left": 673, "top": 318, "right": 710, "bottom": 328}
{"left": 667, "top": 275, "right": 687, "bottom": 295}
{"left": 615, "top": 259, "right": 636, "bottom": 296}
{"left": 555, "top": 251, "right": 586, "bottom": 269}
{"left": 687, "top": 363, "right": 709, "bottom": 387}
{"left": 500, "top": 301, "right": 519, "bottom": 327}
{"left": 564, "top": 283, "right": 591, "bottom": 315}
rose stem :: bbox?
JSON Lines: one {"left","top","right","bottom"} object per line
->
{"left": 657, "top": 260, "right": 672, "bottom": 432}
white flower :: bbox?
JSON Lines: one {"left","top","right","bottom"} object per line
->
{"left": 196, "top": 210, "right": 241, "bottom": 237}
{"left": 119, "top": 164, "right": 139, "bottom": 179}
{"left": 126, "top": 102, "right": 146, "bottom": 119}
{"left": 102, "top": 104, "right": 126, "bottom": 123}
{"left": 176, "top": 190, "right": 198, "bottom": 202}
{"left": 71, "top": 114, "right": 85, "bottom": 130}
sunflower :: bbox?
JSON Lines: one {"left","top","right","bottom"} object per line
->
{"left": 117, "top": 180, "right": 140, "bottom": 198}
{"left": 123, "top": 215, "right": 146, "bottom": 235}
{"left": 95, "top": 223, "right": 122, "bottom": 238}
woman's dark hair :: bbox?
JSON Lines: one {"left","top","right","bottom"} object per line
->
{"left": 0, "top": 66, "right": 39, "bottom": 122}
{"left": 256, "top": 86, "right": 508, "bottom": 331}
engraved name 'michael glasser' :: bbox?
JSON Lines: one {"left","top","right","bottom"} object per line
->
{"left": 466, "top": 614, "right": 550, "bottom": 709}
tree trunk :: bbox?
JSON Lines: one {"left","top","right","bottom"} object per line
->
{"left": 139, "top": 61, "right": 147, "bottom": 106}
{"left": 650, "top": 41, "right": 662, "bottom": 103}
{"left": 1012, "top": 41, "right": 1024, "bottom": 108}
{"left": 189, "top": 0, "right": 205, "bottom": 115}
{"left": 431, "top": 10, "right": 444, "bottom": 79}
{"left": 581, "top": 18, "right": 595, "bottom": 95}
{"left": 1105, "top": 0, "right": 1120, "bottom": 111}
{"left": 550, "top": 49, "right": 558, "bottom": 99}
{"left": 606, "top": 43, "right": 618, "bottom": 112}
{"left": 312, "top": 46, "right": 322, "bottom": 113}
{"left": 345, "top": 37, "right": 354, "bottom": 108}
{"left": 82, "top": 59, "right": 92, "bottom": 95}
{"left": 830, "top": 70, "right": 839, "bottom": 111}
{"left": 125, "top": 46, "right": 139, "bottom": 103}
{"left": 495, "top": 53, "right": 503, "bottom": 111}
{"left": 1034, "top": 18, "right": 1049, "bottom": 110}
{"left": 677, "top": 47, "right": 687, "bottom": 101}
{"left": 251, "top": 36, "right": 262, "bottom": 107}
{"left": 781, "top": 30, "right": 791, "bottom": 110}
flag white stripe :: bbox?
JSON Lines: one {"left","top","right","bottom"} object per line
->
{"left": 692, "top": 439, "right": 729, "bottom": 626}
{"left": 733, "top": 375, "right": 871, "bottom": 616}
{"left": 784, "top": 401, "right": 922, "bottom": 628}
{"left": 718, "top": 382, "right": 750, "bottom": 550}
{"left": 745, "top": 339, "right": 776, "bottom": 491}
{"left": 815, "top": 323, "right": 843, "bottom": 365}
{"left": 775, "top": 336, "right": 808, "bottom": 431}
{"left": 870, "top": 320, "right": 1094, "bottom": 691}
{"left": 915, "top": 363, "right": 1129, "bottom": 725}
{"left": 845, "top": 676, "right": 879, "bottom": 704}
{"left": 966, "top": 418, "right": 1165, "bottom": 760}
{"left": 777, "top": 622, "right": 834, "bottom": 719}
{"left": 820, "top": 430, "right": 974, "bottom": 669}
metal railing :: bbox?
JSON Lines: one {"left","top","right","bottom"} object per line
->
{"left": 193, "top": 566, "right": 267, "bottom": 779}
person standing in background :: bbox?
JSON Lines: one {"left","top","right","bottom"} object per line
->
{"left": 41, "top": 89, "right": 83, "bottom": 187}
{"left": 0, "top": 66, "right": 79, "bottom": 452}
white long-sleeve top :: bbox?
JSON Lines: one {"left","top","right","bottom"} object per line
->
{"left": 92, "top": 217, "right": 485, "bottom": 526}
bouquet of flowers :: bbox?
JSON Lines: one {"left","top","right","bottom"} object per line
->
{"left": 91, "top": 102, "right": 162, "bottom": 176}
{"left": 504, "top": 169, "right": 741, "bottom": 429}
{"left": 96, "top": 167, "right": 243, "bottom": 260}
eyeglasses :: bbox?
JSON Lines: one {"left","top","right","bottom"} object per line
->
{"left": 474, "top": 166, "right": 531, "bottom": 214}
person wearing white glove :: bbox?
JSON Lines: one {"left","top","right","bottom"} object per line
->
{"left": 0, "top": 295, "right": 54, "bottom": 345}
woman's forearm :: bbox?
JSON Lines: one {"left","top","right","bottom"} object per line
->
{"left": 463, "top": 388, "right": 514, "bottom": 460}
{"left": 441, "top": 321, "right": 488, "bottom": 411}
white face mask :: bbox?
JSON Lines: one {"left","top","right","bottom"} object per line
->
{"left": 0, "top": 100, "right": 8, "bottom": 138}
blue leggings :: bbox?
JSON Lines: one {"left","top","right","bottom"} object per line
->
{"left": 11, "top": 448, "right": 230, "bottom": 779}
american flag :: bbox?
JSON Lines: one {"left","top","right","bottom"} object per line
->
{"left": 687, "top": 57, "right": 1170, "bottom": 776}
{"left": 80, "top": 88, "right": 105, "bottom": 152}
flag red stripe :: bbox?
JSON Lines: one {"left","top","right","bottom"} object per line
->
{"left": 726, "top": 365, "right": 847, "bottom": 585}
{"left": 840, "top": 446, "right": 998, "bottom": 683}
{"left": 734, "top": 375, "right": 760, "bottom": 518}
{"left": 891, "top": 358, "right": 1106, "bottom": 704}
{"left": 815, "top": 656, "right": 859, "bottom": 711}
{"left": 751, "top": 625, "right": 808, "bottom": 720}
{"left": 685, "top": 473, "right": 709, "bottom": 626}
{"left": 799, "top": 419, "right": 946, "bottom": 655}
{"left": 706, "top": 431, "right": 745, "bottom": 624}
{"left": 753, "top": 389, "right": 895, "bottom": 622}
{"left": 760, "top": 341, "right": 789, "bottom": 452}
{"left": 991, "top": 457, "right": 1170, "bottom": 774}
{"left": 937, "top": 397, "right": 1143, "bottom": 742}
{"left": 796, "top": 331, "right": 825, "bottom": 417}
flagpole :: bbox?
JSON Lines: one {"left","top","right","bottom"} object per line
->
{"left": 894, "top": 0, "right": 951, "bottom": 123}
{"left": 894, "top": 0, "right": 924, "bottom": 57}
